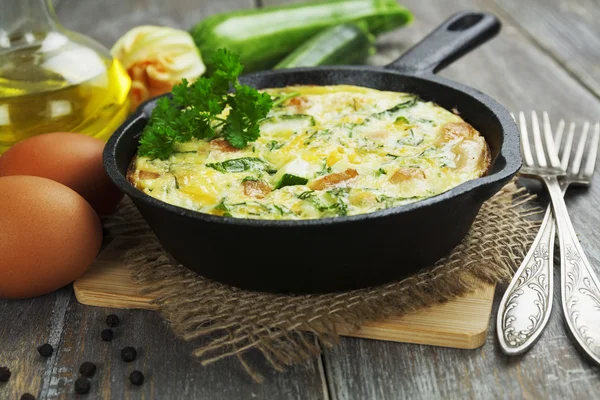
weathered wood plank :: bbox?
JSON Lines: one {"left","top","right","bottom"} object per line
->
{"left": 40, "top": 294, "right": 327, "bottom": 399}
{"left": 54, "top": 0, "right": 255, "bottom": 47}
{"left": 325, "top": 295, "right": 600, "bottom": 400}
{"left": 0, "top": 288, "right": 71, "bottom": 400}
{"left": 490, "top": 0, "right": 600, "bottom": 99}
{"left": 0, "top": 287, "right": 326, "bottom": 400}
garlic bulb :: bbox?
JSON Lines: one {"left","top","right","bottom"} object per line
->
{"left": 111, "top": 25, "right": 206, "bottom": 110}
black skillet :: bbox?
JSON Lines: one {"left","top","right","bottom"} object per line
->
{"left": 104, "top": 11, "right": 521, "bottom": 293}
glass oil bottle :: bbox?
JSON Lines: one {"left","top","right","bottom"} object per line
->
{"left": 0, "top": 0, "right": 131, "bottom": 153}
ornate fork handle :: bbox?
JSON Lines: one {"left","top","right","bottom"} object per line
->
{"left": 544, "top": 176, "right": 600, "bottom": 364}
{"left": 497, "top": 203, "right": 555, "bottom": 354}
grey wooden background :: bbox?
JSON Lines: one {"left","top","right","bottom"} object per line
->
{"left": 1, "top": 0, "right": 599, "bottom": 398}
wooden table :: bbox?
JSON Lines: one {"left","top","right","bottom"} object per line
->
{"left": 2, "top": 0, "right": 600, "bottom": 398}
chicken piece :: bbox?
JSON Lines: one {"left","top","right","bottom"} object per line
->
{"left": 452, "top": 137, "right": 491, "bottom": 173}
{"left": 211, "top": 138, "right": 240, "bottom": 153}
{"left": 138, "top": 171, "right": 161, "bottom": 179}
{"left": 288, "top": 96, "right": 309, "bottom": 112}
{"left": 438, "top": 122, "right": 490, "bottom": 173}
{"left": 437, "top": 122, "right": 479, "bottom": 145}
{"left": 129, "top": 170, "right": 172, "bottom": 191}
{"left": 308, "top": 169, "right": 358, "bottom": 190}
{"left": 243, "top": 180, "right": 272, "bottom": 199}
{"left": 128, "top": 169, "right": 161, "bottom": 189}
{"left": 389, "top": 168, "right": 426, "bottom": 184}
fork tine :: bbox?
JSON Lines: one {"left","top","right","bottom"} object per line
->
{"left": 543, "top": 111, "right": 561, "bottom": 168}
{"left": 519, "top": 112, "right": 535, "bottom": 166}
{"left": 531, "top": 111, "right": 548, "bottom": 167}
{"left": 583, "top": 122, "right": 600, "bottom": 178}
{"left": 571, "top": 122, "right": 590, "bottom": 175}
{"left": 560, "top": 122, "right": 576, "bottom": 171}
{"left": 554, "top": 119, "right": 566, "bottom": 152}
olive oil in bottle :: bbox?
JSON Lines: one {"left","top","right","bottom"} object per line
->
{"left": 0, "top": 0, "right": 131, "bottom": 154}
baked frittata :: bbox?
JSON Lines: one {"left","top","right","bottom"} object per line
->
{"left": 129, "top": 85, "right": 490, "bottom": 219}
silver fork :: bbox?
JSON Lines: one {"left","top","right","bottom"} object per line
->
{"left": 497, "top": 113, "right": 564, "bottom": 354}
{"left": 497, "top": 111, "right": 600, "bottom": 364}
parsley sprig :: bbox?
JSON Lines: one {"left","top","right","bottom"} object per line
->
{"left": 138, "top": 49, "right": 273, "bottom": 159}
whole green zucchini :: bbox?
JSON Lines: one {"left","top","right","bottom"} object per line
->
{"left": 274, "top": 22, "right": 375, "bottom": 69}
{"left": 190, "top": 0, "right": 412, "bottom": 73}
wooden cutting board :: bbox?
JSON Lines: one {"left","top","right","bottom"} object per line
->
{"left": 74, "top": 240, "right": 496, "bottom": 349}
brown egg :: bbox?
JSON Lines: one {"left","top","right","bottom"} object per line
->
{"left": 0, "top": 132, "right": 123, "bottom": 214}
{"left": 0, "top": 176, "right": 102, "bottom": 299}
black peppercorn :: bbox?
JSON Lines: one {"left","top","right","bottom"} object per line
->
{"left": 74, "top": 377, "right": 90, "bottom": 394}
{"left": 0, "top": 366, "right": 10, "bottom": 382}
{"left": 120, "top": 346, "right": 137, "bottom": 362}
{"left": 37, "top": 343, "right": 53, "bottom": 357}
{"left": 101, "top": 329, "right": 114, "bottom": 342}
{"left": 105, "top": 314, "right": 120, "bottom": 328}
{"left": 20, "top": 394, "right": 35, "bottom": 400}
{"left": 129, "top": 370, "right": 144, "bottom": 386}
{"left": 79, "top": 362, "right": 97, "bottom": 377}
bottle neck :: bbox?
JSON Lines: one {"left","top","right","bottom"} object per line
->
{"left": 1, "top": 0, "right": 61, "bottom": 49}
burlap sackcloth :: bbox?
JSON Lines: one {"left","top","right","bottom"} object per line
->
{"left": 104, "top": 179, "right": 541, "bottom": 381}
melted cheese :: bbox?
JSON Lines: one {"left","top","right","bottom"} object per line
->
{"left": 130, "top": 85, "right": 490, "bottom": 220}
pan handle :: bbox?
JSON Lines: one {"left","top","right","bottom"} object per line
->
{"left": 385, "top": 11, "right": 500, "bottom": 75}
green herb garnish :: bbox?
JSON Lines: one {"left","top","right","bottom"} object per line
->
{"left": 267, "top": 140, "right": 284, "bottom": 151}
{"left": 297, "top": 191, "right": 315, "bottom": 200}
{"left": 394, "top": 116, "right": 410, "bottom": 125}
{"left": 375, "top": 97, "right": 417, "bottom": 117}
{"left": 214, "top": 198, "right": 230, "bottom": 211}
{"left": 206, "top": 157, "right": 274, "bottom": 173}
{"left": 138, "top": 48, "right": 273, "bottom": 159}
{"left": 414, "top": 118, "right": 435, "bottom": 125}
{"left": 397, "top": 129, "right": 424, "bottom": 146}
{"left": 376, "top": 194, "right": 425, "bottom": 209}
{"left": 272, "top": 92, "right": 300, "bottom": 108}
{"left": 326, "top": 188, "right": 350, "bottom": 216}
{"left": 296, "top": 188, "right": 349, "bottom": 216}
{"left": 273, "top": 204, "right": 291, "bottom": 216}
{"left": 274, "top": 174, "right": 309, "bottom": 190}
{"left": 315, "top": 159, "right": 332, "bottom": 176}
